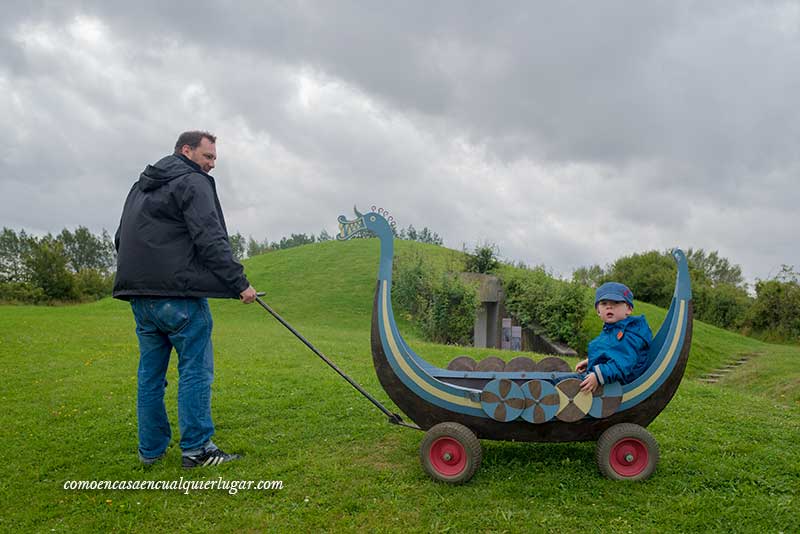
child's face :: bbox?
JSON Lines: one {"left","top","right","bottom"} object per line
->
{"left": 596, "top": 300, "right": 632, "bottom": 324}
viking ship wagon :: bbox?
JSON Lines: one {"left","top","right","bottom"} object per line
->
{"left": 337, "top": 207, "right": 692, "bottom": 483}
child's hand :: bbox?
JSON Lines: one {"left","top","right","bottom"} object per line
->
{"left": 580, "top": 372, "right": 598, "bottom": 393}
{"left": 575, "top": 359, "right": 588, "bottom": 372}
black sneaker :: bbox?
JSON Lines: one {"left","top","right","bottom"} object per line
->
{"left": 182, "top": 448, "right": 241, "bottom": 468}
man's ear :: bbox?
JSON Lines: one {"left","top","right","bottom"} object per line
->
{"left": 180, "top": 145, "right": 192, "bottom": 157}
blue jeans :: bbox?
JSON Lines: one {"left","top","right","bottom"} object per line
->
{"left": 130, "top": 297, "right": 215, "bottom": 458}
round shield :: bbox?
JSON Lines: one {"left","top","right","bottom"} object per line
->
{"left": 475, "top": 356, "right": 506, "bottom": 372}
{"left": 520, "top": 379, "right": 560, "bottom": 423}
{"left": 535, "top": 357, "right": 572, "bottom": 373}
{"left": 446, "top": 356, "right": 477, "bottom": 371}
{"left": 480, "top": 378, "right": 525, "bottom": 422}
{"left": 589, "top": 381, "right": 623, "bottom": 418}
{"left": 555, "top": 378, "right": 593, "bottom": 422}
{"left": 505, "top": 356, "right": 538, "bottom": 372}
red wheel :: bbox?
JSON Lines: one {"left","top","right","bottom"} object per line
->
{"left": 428, "top": 437, "right": 467, "bottom": 476}
{"left": 420, "top": 422, "right": 482, "bottom": 484}
{"left": 609, "top": 437, "right": 649, "bottom": 477}
{"left": 596, "top": 423, "right": 660, "bottom": 481}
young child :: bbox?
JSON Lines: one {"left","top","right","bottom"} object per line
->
{"left": 575, "top": 282, "right": 653, "bottom": 393}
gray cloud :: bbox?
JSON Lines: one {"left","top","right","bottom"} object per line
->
{"left": 1, "top": 1, "right": 798, "bottom": 284}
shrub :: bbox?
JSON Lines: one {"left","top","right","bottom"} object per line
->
{"left": 393, "top": 249, "right": 478, "bottom": 345}
{"left": 502, "top": 267, "right": 590, "bottom": 350}
{"left": 24, "top": 237, "right": 79, "bottom": 301}
{"left": 423, "top": 274, "right": 478, "bottom": 345}
{"left": 743, "top": 270, "right": 800, "bottom": 342}
{"left": 465, "top": 243, "right": 500, "bottom": 274}
{"left": 603, "top": 251, "right": 675, "bottom": 308}
{"left": 74, "top": 269, "right": 114, "bottom": 301}
{"left": 692, "top": 282, "right": 750, "bottom": 330}
{"left": 392, "top": 250, "right": 433, "bottom": 320}
{"left": 0, "top": 281, "right": 47, "bottom": 304}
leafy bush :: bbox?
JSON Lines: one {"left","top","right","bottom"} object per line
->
{"left": 423, "top": 274, "right": 478, "bottom": 345}
{"left": 464, "top": 243, "right": 500, "bottom": 274}
{"left": 74, "top": 269, "right": 114, "bottom": 301}
{"left": 392, "top": 249, "right": 477, "bottom": 345}
{"left": 692, "top": 282, "right": 750, "bottom": 330}
{"left": 392, "top": 250, "right": 433, "bottom": 320}
{"left": 743, "top": 267, "right": 800, "bottom": 342}
{"left": 502, "top": 267, "right": 590, "bottom": 350}
{"left": 24, "top": 237, "right": 79, "bottom": 301}
{"left": 602, "top": 251, "right": 676, "bottom": 307}
{"left": 0, "top": 282, "right": 47, "bottom": 303}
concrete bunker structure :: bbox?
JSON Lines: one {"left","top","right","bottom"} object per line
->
{"left": 459, "top": 272, "right": 577, "bottom": 357}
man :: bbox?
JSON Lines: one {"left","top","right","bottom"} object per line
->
{"left": 114, "top": 131, "right": 257, "bottom": 468}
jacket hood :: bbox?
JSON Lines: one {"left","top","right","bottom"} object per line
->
{"left": 138, "top": 154, "right": 203, "bottom": 192}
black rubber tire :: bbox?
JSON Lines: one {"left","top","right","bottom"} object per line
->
{"left": 419, "top": 422, "right": 482, "bottom": 484}
{"left": 596, "top": 423, "right": 660, "bottom": 481}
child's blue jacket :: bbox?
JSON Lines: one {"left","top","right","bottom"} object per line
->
{"left": 588, "top": 315, "right": 653, "bottom": 385}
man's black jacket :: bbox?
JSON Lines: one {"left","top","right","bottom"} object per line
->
{"left": 113, "top": 154, "right": 249, "bottom": 300}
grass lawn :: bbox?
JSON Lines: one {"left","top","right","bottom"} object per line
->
{"left": 1, "top": 239, "right": 798, "bottom": 533}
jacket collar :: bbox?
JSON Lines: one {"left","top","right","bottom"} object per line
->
{"left": 176, "top": 154, "right": 212, "bottom": 177}
{"left": 602, "top": 315, "right": 637, "bottom": 331}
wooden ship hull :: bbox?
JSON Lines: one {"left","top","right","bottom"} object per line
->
{"left": 372, "top": 281, "right": 693, "bottom": 442}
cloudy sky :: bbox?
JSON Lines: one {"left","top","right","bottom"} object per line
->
{"left": 2, "top": 1, "right": 798, "bottom": 283}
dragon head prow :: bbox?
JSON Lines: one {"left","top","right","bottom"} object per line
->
{"left": 337, "top": 205, "right": 396, "bottom": 241}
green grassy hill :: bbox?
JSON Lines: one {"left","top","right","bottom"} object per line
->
{"left": 1, "top": 239, "right": 797, "bottom": 532}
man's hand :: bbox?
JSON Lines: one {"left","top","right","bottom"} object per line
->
{"left": 580, "top": 372, "right": 599, "bottom": 393}
{"left": 240, "top": 285, "right": 257, "bottom": 304}
{"left": 575, "top": 359, "right": 588, "bottom": 372}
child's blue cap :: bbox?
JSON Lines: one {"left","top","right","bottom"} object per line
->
{"left": 595, "top": 282, "right": 634, "bottom": 309}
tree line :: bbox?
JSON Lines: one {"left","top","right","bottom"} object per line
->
{"left": 0, "top": 222, "right": 444, "bottom": 304}
{"left": 0, "top": 227, "right": 115, "bottom": 303}
{"left": 3, "top": 224, "right": 797, "bottom": 344}
{"left": 231, "top": 223, "right": 443, "bottom": 260}
{"left": 572, "top": 249, "right": 800, "bottom": 343}
{"left": 457, "top": 244, "right": 800, "bottom": 347}
{"left": 229, "top": 230, "right": 335, "bottom": 259}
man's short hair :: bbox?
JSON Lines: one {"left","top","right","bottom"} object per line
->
{"left": 174, "top": 131, "right": 216, "bottom": 154}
